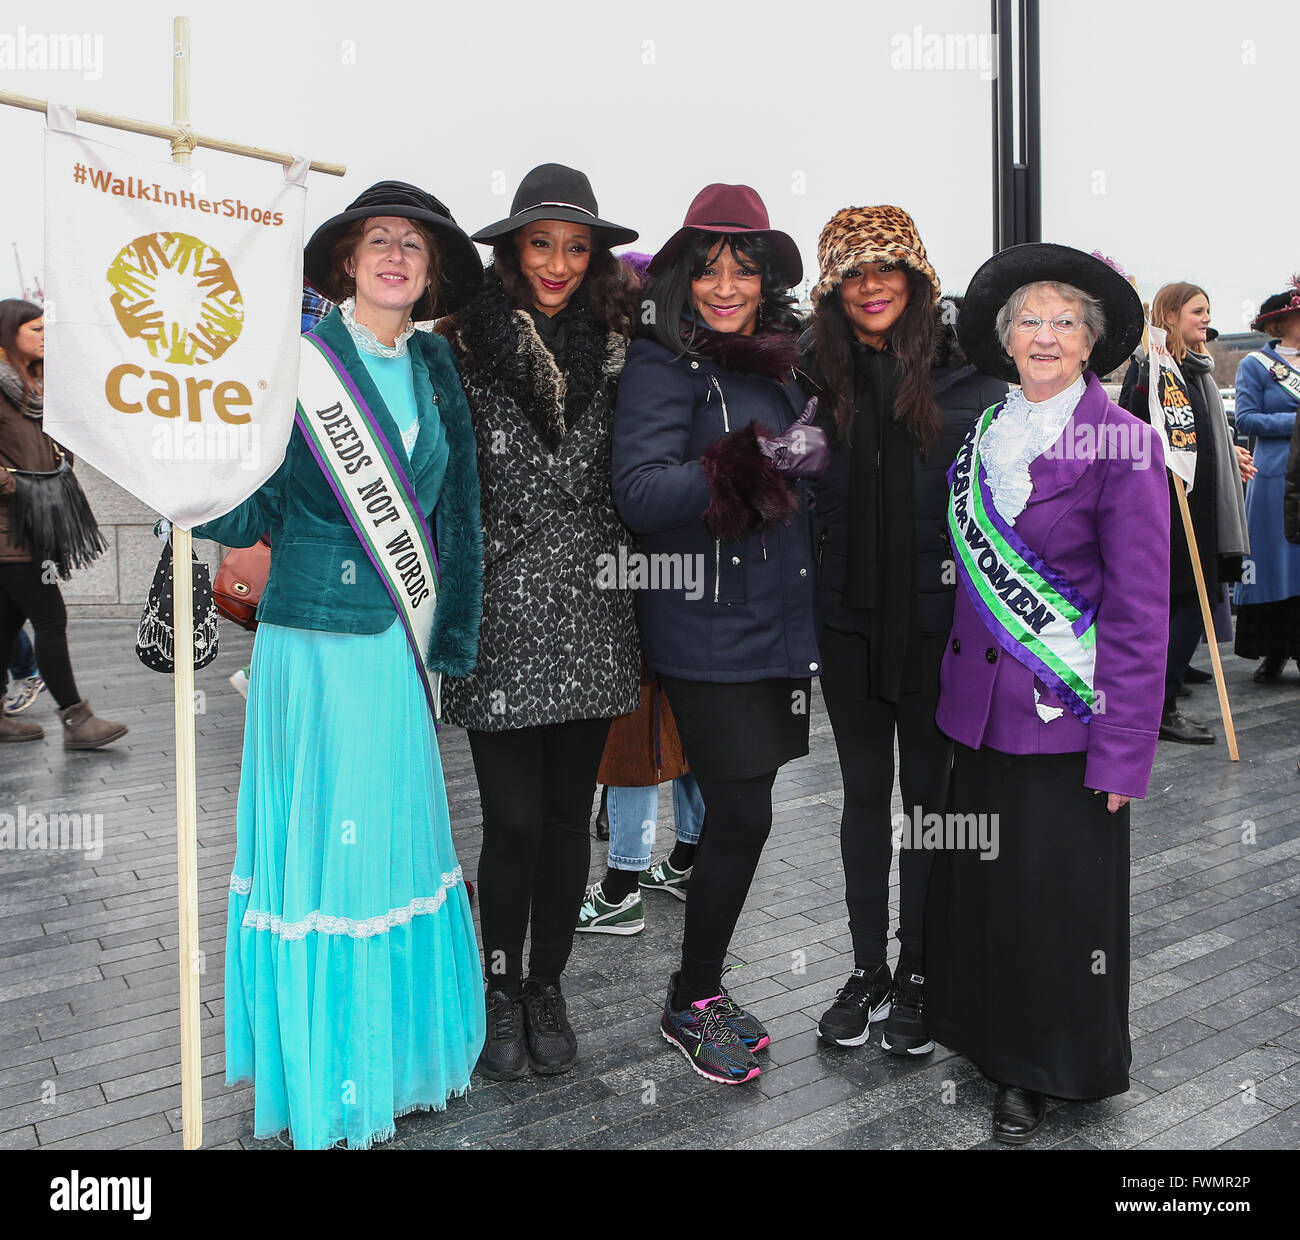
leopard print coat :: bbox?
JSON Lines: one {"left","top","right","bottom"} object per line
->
{"left": 439, "top": 279, "right": 640, "bottom": 732}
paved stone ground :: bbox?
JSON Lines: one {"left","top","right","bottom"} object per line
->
{"left": 0, "top": 620, "right": 1296, "bottom": 1151}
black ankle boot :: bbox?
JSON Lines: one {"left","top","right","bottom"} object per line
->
{"left": 992, "top": 1084, "right": 1046, "bottom": 1144}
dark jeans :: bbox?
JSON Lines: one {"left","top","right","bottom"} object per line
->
{"left": 1165, "top": 593, "right": 1205, "bottom": 709}
{"left": 9, "top": 626, "right": 37, "bottom": 680}
{"left": 818, "top": 626, "right": 952, "bottom": 970}
{"left": 0, "top": 563, "right": 79, "bottom": 708}
{"left": 678, "top": 768, "right": 778, "bottom": 1002}
{"left": 468, "top": 716, "right": 612, "bottom": 988}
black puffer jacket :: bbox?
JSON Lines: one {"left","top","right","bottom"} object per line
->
{"left": 803, "top": 319, "right": 1008, "bottom": 638}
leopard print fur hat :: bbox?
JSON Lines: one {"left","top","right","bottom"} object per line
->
{"left": 813, "top": 205, "right": 940, "bottom": 306}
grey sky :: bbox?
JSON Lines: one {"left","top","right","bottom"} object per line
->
{"left": 1, "top": 0, "right": 1291, "bottom": 333}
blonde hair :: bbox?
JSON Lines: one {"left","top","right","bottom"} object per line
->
{"left": 1152, "top": 282, "right": 1209, "bottom": 363}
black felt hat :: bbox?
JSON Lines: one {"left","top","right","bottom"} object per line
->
{"left": 471, "top": 164, "right": 638, "bottom": 246}
{"left": 1251, "top": 279, "right": 1300, "bottom": 333}
{"left": 957, "top": 243, "right": 1144, "bottom": 382}
{"left": 303, "top": 181, "right": 483, "bottom": 319}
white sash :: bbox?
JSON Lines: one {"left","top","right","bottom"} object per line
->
{"left": 296, "top": 333, "right": 443, "bottom": 719}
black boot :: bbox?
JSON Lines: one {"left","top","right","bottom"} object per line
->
{"left": 1253, "top": 655, "right": 1286, "bottom": 684}
{"left": 1159, "top": 704, "right": 1215, "bottom": 745}
{"left": 992, "top": 1084, "right": 1046, "bottom": 1144}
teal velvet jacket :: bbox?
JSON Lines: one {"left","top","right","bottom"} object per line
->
{"left": 195, "top": 309, "right": 483, "bottom": 676}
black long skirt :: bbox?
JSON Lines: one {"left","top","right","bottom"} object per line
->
{"left": 658, "top": 675, "right": 811, "bottom": 780}
{"left": 925, "top": 744, "right": 1131, "bottom": 1100}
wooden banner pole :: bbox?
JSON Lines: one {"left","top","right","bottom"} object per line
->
{"left": 169, "top": 15, "right": 204, "bottom": 1152}
{"left": 1173, "top": 478, "right": 1240, "bottom": 761}
{"left": 0, "top": 87, "right": 345, "bottom": 176}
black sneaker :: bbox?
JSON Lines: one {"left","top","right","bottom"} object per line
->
{"left": 817, "top": 965, "right": 892, "bottom": 1046}
{"left": 521, "top": 978, "right": 578, "bottom": 1074}
{"left": 478, "top": 989, "right": 527, "bottom": 1080}
{"left": 880, "top": 970, "right": 935, "bottom": 1056}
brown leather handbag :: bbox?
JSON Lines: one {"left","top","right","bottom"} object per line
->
{"left": 213, "top": 538, "right": 270, "bottom": 631}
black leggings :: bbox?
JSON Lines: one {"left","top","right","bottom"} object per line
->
{"left": 818, "top": 627, "right": 952, "bottom": 970}
{"left": 677, "top": 768, "right": 778, "bottom": 1004}
{"left": 468, "top": 716, "right": 611, "bottom": 988}
{"left": 0, "top": 562, "right": 79, "bottom": 708}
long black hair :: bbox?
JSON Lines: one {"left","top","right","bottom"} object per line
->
{"left": 641, "top": 233, "right": 800, "bottom": 358}
{"left": 493, "top": 235, "right": 639, "bottom": 340}
{"left": 811, "top": 267, "right": 940, "bottom": 453}
{"left": 0, "top": 299, "right": 43, "bottom": 395}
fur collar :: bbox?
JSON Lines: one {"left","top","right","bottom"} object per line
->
{"left": 447, "top": 271, "right": 618, "bottom": 452}
{"left": 681, "top": 320, "right": 801, "bottom": 382}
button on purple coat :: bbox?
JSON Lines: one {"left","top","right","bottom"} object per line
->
{"left": 936, "top": 373, "right": 1171, "bottom": 799}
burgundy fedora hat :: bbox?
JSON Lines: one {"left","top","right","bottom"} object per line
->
{"left": 648, "top": 183, "right": 802, "bottom": 285}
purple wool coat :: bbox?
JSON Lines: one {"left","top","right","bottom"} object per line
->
{"left": 936, "top": 373, "right": 1171, "bottom": 800}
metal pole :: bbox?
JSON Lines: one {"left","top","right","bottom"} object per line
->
{"left": 1023, "top": 0, "right": 1041, "bottom": 242}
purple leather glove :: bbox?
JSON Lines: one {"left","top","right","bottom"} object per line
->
{"left": 757, "top": 397, "right": 829, "bottom": 479}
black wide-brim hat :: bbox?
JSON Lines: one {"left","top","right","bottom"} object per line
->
{"left": 471, "top": 163, "right": 638, "bottom": 247}
{"left": 303, "top": 180, "right": 483, "bottom": 319}
{"left": 1251, "top": 282, "right": 1300, "bottom": 333}
{"left": 958, "top": 243, "right": 1144, "bottom": 382}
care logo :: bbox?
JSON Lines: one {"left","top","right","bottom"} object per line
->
{"left": 106, "top": 231, "right": 243, "bottom": 365}
{"left": 104, "top": 231, "right": 254, "bottom": 425}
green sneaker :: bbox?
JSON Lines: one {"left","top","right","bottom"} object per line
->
{"left": 639, "top": 855, "right": 691, "bottom": 902}
{"left": 575, "top": 881, "right": 645, "bottom": 935}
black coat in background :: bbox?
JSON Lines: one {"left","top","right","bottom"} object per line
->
{"left": 1286, "top": 411, "right": 1300, "bottom": 544}
{"left": 1119, "top": 356, "right": 1232, "bottom": 596}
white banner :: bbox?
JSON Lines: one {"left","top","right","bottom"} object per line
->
{"left": 1146, "top": 324, "right": 1197, "bottom": 492}
{"left": 42, "top": 122, "right": 308, "bottom": 528}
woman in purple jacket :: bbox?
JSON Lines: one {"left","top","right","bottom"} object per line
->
{"left": 925, "top": 245, "right": 1170, "bottom": 1144}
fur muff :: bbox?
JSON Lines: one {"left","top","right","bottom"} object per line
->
{"left": 701, "top": 423, "right": 797, "bottom": 542}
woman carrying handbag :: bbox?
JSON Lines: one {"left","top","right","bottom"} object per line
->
{"left": 0, "top": 298, "right": 125, "bottom": 748}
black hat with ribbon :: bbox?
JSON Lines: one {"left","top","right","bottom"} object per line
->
{"left": 1251, "top": 277, "right": 1300, "bottom": 334}
{"left": 957, "top": 243, "right": 1144, "bottom": 382}
{"left": 303, "top": 180, "right": 483, "bottom": 319}
{"left": 472, "top": 164, "right": 638, "bottom": 246}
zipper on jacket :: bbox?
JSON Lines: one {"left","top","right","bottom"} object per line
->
{"left": 709, "top": 374, "right": 730, "bottom": 602}
{"left": 708, "top": 375, "right": 731, "bottom": 431}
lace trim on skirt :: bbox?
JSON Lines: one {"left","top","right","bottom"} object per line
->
{"left": 229, "top": 866, "right": 464, "bottom": 941}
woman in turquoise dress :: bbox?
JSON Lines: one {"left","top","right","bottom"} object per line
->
{"left": 195, "top": 182, "right": 487, "bottom": 1149}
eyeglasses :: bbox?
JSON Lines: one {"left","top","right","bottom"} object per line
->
{"left": 1013, "top": 315, "right": 1083, "bottom": 335}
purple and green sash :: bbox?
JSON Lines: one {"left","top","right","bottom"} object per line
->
{"left": 947, "top": 402, "right": 1098, "bottom": 723}
{"left": 296, "top": 333, "right": 443, "bottom": 720}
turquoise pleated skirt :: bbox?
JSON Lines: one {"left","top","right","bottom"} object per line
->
{"left": 224, "top": 621, "right": 485, "bottom": 1150}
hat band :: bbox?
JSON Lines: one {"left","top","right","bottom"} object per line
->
{"left": 526, "top": 200, "right": 597, "bottom": 218}
{"left": 700, "top": 219, "right": 756, "bottom": 229}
